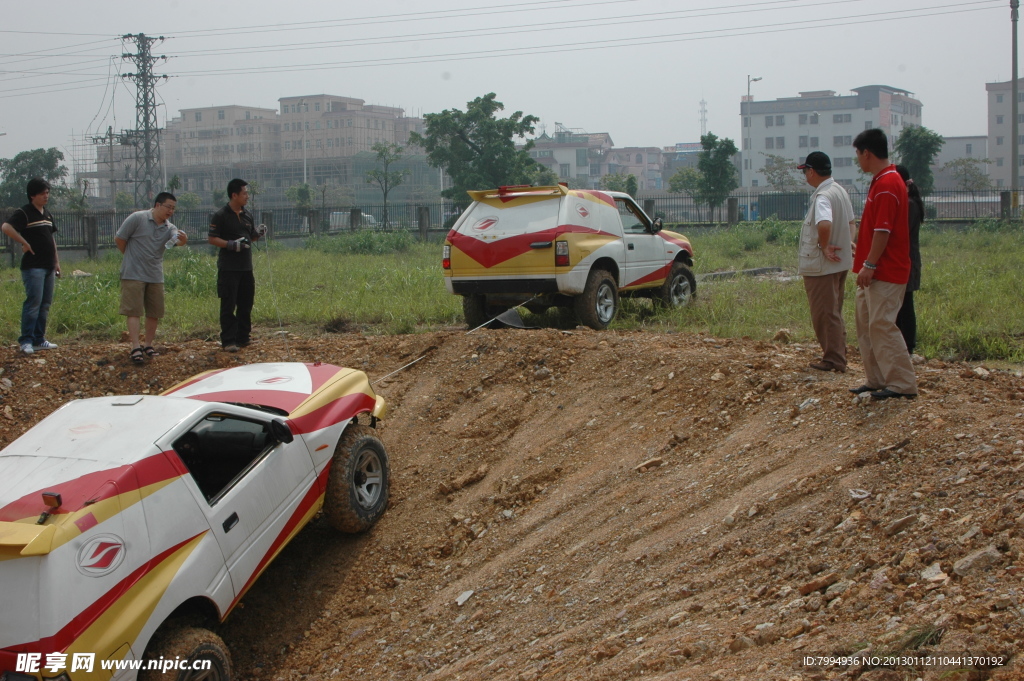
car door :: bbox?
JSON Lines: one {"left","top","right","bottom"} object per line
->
{"left": 165, "top": 407, "right": 316, "bottom": 596}
{"left": 614, "top": 197, "right": 662, "bottom": 288}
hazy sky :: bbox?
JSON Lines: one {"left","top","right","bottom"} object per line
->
{"left": 0, "top": 0, "right": 1008, "bottom": 171}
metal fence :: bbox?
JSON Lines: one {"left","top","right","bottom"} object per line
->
{"left": 0, "top": 189, "right": 1014, "bottom": 258}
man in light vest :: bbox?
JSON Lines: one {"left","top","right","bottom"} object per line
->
{"left": 797, "top": 151, "right": 856, "bottom": 373}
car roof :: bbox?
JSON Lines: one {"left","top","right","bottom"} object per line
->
{"left": 162, "top": 362, "right": 356, "bottom": 415}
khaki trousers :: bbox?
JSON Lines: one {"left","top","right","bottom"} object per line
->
{"left": 855, "top": 279, "right": 918, "bottom": 394}
{"left": 803, "top": 271, "right": 848, "bottom": 371}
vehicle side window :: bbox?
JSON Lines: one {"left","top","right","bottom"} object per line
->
{"left": 172, "top": 413, "right": 273, "bottom": 504}
{"left": 615, "top": 198, "right": 648, "bottom": 234}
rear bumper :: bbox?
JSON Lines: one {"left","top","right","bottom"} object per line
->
{"left": 450, "top": 278, "right": 559, "bottom": 295}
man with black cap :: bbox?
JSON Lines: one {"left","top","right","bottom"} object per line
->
{"left": 797, "top": 151, "right": 856, "bottom": 373}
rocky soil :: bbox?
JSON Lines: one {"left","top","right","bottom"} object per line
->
{"left": 2, "top": 328, "right": 1023, "bottom": 681}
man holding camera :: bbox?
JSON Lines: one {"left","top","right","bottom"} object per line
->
{"left": 208, "top": 178, "right": 264, "bottom": 352}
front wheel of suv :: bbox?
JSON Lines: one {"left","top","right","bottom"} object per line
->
{"left": 659, "top": 262, "right": 697, "bottom": 309}
{"left": 575, "top": 269, "right": 618, "bottom": 330}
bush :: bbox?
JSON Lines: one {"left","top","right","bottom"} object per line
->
{"left": 759, "top": 217, "right": 800, "bottom": 247}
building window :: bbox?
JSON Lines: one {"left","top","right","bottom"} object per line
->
{"left": 799, "top": 135, "right": 808, "bottom": 148}
{"left": 195, "top": 112, "right": 202, "bottom": 122}
{"left": 752, "top": 179, "right": 759, "bottom": 187}
{"left": 997, "top": 179, "right": 1004, "bottom": 187}
{"left": 833, "top": 113, "right": 852, "bottom": 123}
{"left": 577, "top": 149, "right": 588, "bottom": 166}
{"left": 809, "top": 113, "right": 819, "bottom": 124}
{"left": 217, "top": 110, "right": 225, "bottom": 120}
{"left": 743, "top": 159, "right": 750, "bottom": 169}
{"left": 833, "top": 135, "right": 852, "bottom": 147}
{"left": 864, "top": 121, "right": 873, "bottom": 129}
{"left": 966, "top": 143, "right": 973, "bottom": 154}
{"left": 765, "top": 116, "right": 774, "bottom": 127}
{"left": 315, "top": 121, "right": 321, "bottom": 130}
{"left": 245, "top": 111, "right": 250, "bottom": 120}
{"left": 591, "top": 164, "right": 601, "bottom": 176}
{"left": 316, "top": 140, "right": 322, "bottom": 149}
{"left": 997, "top": 136, "right": 1004, "bottom": 145}
{"left": 997, "top": 157, "right": 1004, "bottom": 166}
{"left": 314, "top": 102, "right": 321, "bottom": 112}
{"left": 347, "top": 137, "right": 353, "bottom": 145}
{"left": 281, "top": 103, "right": 287, "bottom": 114}
{"left": 743, "top": 138, "right": 750, "bottom": 150}
{"left": 997, "top": 115, "right": 1004, "bottom": 124}
{"left": 635, "top": 153, "right": 642, "bottom": 163}
{"left": 285, "top": 141, "right": 291, "bottom": 150}
{"left": 799, "top": 114, "right": 807, "bottom": 125}
{"left": 997, "top": 94, "right": 1004, "bottom": 103}
{"left": 775, "top": 115, "right": 785, "bottom": 125}
{"left": 1019, "top": 135, "right": 1024, "bottom": 145}
{"left": 559, "top": 163, "right": 570, "bottom": 178}
{"left": 765, "top": 137, "right": 774, "bottom": 149}
{"left": 834, "top": 157, "right": 854, "bottom": 167}
{"left": 810, "top": 136, "right": 819, "bottom": 147}
{"left": 776, "top": 137, "right": 785, "bottom": 149}
{"left": 306, "top": 140, "right": 310, "bottom": 149}
{"left": 744, "top": 117, "right": 750, "bottom": 128}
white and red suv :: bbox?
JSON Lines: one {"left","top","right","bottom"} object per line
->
{"left": 0, "top": 362, "right": 389, "bottom": 681}
{"left": 442, "top": 184, "right": 696, "bottom": 329}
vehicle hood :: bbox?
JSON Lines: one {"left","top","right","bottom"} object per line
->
{"left": 163, "top": 362, "right": 362, "bottom": 416}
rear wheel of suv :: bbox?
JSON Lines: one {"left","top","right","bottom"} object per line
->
{"left": 575, "top": 269, "right": 618, "bottom": 330}
{"left": 139, "top": 626, "right": 232, "bottom": 681}
{"left": 659, "top": 262, "right": 697, "bottom": 308}
{"left": 325, "top": 425, "right": 390, "bottom": 533}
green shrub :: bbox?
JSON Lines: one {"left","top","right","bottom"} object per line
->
{"left": 306, "top": 230, "right": 414, "bottom": 255}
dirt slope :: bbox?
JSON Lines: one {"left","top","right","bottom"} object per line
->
{"left": 2, "top": 329, "right": 1023, "bottom": 681}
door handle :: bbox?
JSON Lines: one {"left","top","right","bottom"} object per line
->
{"left": 223, "top": 512, "right": 239, "bottom": 533}
{"left": 627, "top": 243, "right": 635, "bottom": 250}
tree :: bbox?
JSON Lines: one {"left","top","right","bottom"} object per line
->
{"left": 166, "top": 174, "right": 182, "bottom": 194}
{"left": 177, "top": 192, "right": 202, "bottom": 210}
{"left": 697, "top": 133, "right": 739, "bottom": 221}
{"left": 942, "top": 157, "right": 991, "bottom": 192}
{"left": 530, "top": 163, "right": 559, "bottom": 187}
{"left": 759, "top": 152, "right": 802, "bottom": 191}
{"left": 668, "top": 167, "right": 705, "bottom": 221}
{"left": 893, "top": 125, "right": 944, "bottom": 195}
{"left": 942, "top": 157, "right": 992, "bottom": 217}
{"left": 115, "top": 191, "right": 136, "bottom": 211}
{"left": 365, "top": 141, "right": 408, "bottom": 229}
{"left": 286, "top": 183, "right": 314, "bottom": 210}
{"left": 600, "top": 173, "right": 639, "bottom": 198}
{"left": 55, "top": 179, "right": 89, "bottom": 213}
{"left": 212, "top": 188, "right": 227, "bottom": 206}
{"left": 409, "top": 92, "right": 540, "bottom": 206}
{"left": 0, "top": 148, "right": 68, "bottom": 209}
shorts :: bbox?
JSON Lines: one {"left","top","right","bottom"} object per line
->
{"left": 119, "top": 280, "right": 165, "bottom": 318}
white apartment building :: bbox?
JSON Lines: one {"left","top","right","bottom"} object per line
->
{"left": 740, "top": 85, "right": 922, "bottom": 190}
{"left": 932, "top": 136, "right": 988, "bottom": 190}
{"left": 984, "top": 79, "right": 1024, "bottom": 188}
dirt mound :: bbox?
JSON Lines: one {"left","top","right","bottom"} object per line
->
{"left": 2, "top": 329, "right": 1023, "bottom": 680}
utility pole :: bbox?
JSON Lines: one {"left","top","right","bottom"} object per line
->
{"left": 1012, "top": 1, "right": 1020, "bottom": 212}
{"left": 121, "top": 33, "right": 169, "bottom": 205}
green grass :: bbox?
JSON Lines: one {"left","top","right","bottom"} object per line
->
{"left": 2, "top": 222, "right": 1022, "bottom": 361}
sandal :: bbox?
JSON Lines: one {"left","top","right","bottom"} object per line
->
{"left": 143, "top": 346, "right": 158, "bottom": 358}
{"left": 130, "top": 347, "right": 145, "bottom": 365}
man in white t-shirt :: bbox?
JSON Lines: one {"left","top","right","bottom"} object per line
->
{"left": 797, "top": 152, "right": 856, "bottom": 373}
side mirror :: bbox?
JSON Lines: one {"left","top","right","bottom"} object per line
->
{"left": 650, "top": 217, "right": 663, "bottom": 234}
{"left": 270, "top": 419, "right": 294, "bottom": 444}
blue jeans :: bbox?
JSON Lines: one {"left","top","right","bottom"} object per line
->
{"left": 20, "top": 268, "right": 55, "bottom": 346}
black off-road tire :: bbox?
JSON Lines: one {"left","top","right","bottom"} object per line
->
{"left": 462, "top": 294, "right": 489, "bottom": 328}
{"left": 138, "top": 627, "right": 232, "bottom": 681}
{"left": 574, "top": 269, "right": 618, "bottom": 330}
{"left": 324, "top": 425, "right": 390, "bottom": 533}
{"left": 659, "top": 261, "right": 697, "bottom": 309}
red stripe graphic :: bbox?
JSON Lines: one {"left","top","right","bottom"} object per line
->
{"left": 449, "top": 224, "right": 618, "bottom": 269}
{"left": 0, "top": 453, "right": 183, "bottom": 522}
{"left": 287, "top": 393, "right": 376, "bottom": 435}
{"left": 2, "top": 533, "right": 205, "bottom": 656}
{"left": 627, "top": 262, "right": 673, "bottom": 288}
{"left": 182, "top": 388, "right": 309, "bottom": 414}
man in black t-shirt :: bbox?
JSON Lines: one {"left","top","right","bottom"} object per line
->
{"left": 1, "top": 178, "right": 60, "bottom": 355}
{"left": 207, "top": 178, "right": 265, "bottom": 351}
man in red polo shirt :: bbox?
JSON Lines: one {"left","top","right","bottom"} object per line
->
{"left": 849, "top": 128, "right": 917, "bottom": 400}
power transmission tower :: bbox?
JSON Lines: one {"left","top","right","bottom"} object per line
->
{"left": 120, "top": 33, "right": 168, "bottom": 204}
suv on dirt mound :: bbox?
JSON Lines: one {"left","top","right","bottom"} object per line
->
{"left": 442, "top": 184, "right": 696, "bottom": 330}
{"left": 0, "top": 362, "right": 389, "bottom": 681}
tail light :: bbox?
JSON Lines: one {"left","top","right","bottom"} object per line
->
{"left": 442, "top": 244, "right": 451, "bottom": 270}
{"left": 555, "top": 240, "right": 569, "bottom": 267}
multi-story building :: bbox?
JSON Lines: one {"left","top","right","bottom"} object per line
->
{"left": 93, "top": 95, "right": 429, "bottom": 207}
{"left": 740, "top": 85, "right": 922, "bottom": 190}
{"left": 984, "top": 79, "right": 1024, "bottom": 188}
{"left": 527, "top": 125, "right": 663, "bottom": 189}
{"left": 932, "top": 136, "right": 989, "bottom": 190}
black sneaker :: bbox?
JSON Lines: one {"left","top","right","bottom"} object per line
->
{"left": 849, "top": 385, "right": 877, "bottom": 394}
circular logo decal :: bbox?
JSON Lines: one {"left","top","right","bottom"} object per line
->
{"left": 473, "top": 217, "right": 499, "bottom": 231}
{"left": 257, "top": 376, "right": 292, "bottom": 385}
{"left": 576, "top": 204, "right": 590, "bottom": 218}
{"left": 77, "top": 534, "right": 126, "bottom": 577}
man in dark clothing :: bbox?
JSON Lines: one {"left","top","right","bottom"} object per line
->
{"left": 1, "top": 178, "right": 60, "bottom": 355}
{"left": 207, "top": 178, "right": 265, "bottom": 351}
